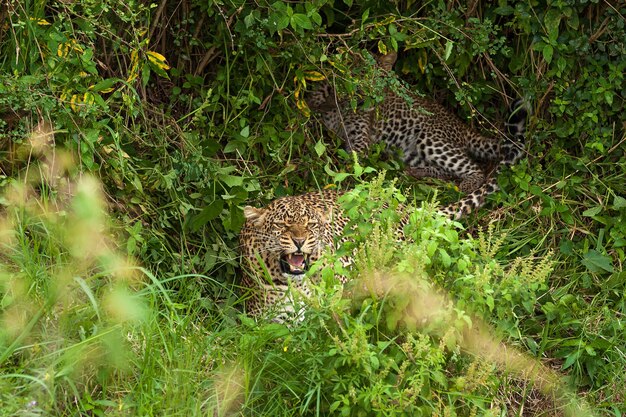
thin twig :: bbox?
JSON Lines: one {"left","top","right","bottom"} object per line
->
{"left": 588, "top": 16, "right": 611, "bottom": 44}
{"left": 148, "top": 0, "right": 169, "bottom": 42}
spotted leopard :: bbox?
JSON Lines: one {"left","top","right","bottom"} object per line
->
{"left": 239, "top": 188, "right": 477, "bottom": 320}
{"left": 306, "top": 52, "right": 528, "bottom": 218}
{"left": 240, "top": 190, "right": 348, "bottom": 321}
{"left": 240, "top": 54, "right": 529, "bottom": 319}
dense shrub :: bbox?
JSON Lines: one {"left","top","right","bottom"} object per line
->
{"left": 1, "top": 0, "right": 625, "bottom": 414}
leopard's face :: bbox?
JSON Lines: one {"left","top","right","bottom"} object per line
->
{"left": 244, "top": 202, "right": 328, "bottom": 281}
{"left": 239, "top": 192, "right": 340, "bottom": 320}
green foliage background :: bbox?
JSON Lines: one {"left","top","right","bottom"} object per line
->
{"left": 1, "top": 0, "right": 625, "bottom": 415}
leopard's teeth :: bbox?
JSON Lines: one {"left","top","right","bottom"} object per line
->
{"left": 281, "top": 252, "right": 308, "bottom": 275}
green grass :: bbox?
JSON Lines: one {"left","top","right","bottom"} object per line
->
{"left": 1, "top": 170, "right": 624, "bottom": 416}
{"left": 1, "top": 0, "right": 625, "bottom": 415}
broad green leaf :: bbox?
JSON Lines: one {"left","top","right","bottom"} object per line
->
{"left": 220, "top": 174, "right": 244, "bottom": 187}
{"left": 223, "top": 139, "right": 246, "bottom": 154}
{"left": 544, "top": 9, "right": 562, "bottom": 43}
{"left": 91, "top": 78, "right": 118, "bottom": 92}
{"left": 444, "top": 40, "right": 453, "bottom": 60}
{"left": 566, "top": 11, "right": 579, "bottom": 30}
{"left": 314, "top": 140, "right": 326, "bottom": 157}
{"left": 582, "top": 206, "right": 602, "bottom": 217}
{"left": 562, "top": 350, "right": 580, "bottom": 370}
{"left": 186, "top": 200, "right": 224, "bottom": 232}
{"left": 542, "top": 44, "right": 553, "bottom": 63}
{"left": 310, "top": 12, "right": 322, "bottom": 26}
{"left": 291, "top": 13, "right": 312, "bottom": 30}
{"left": 581, "top": 249, "right": 614, "bottom": 273}
{"left": 613, "top": 195, "right": 626, "bottom": 209}
{"left": 494, "top": 6, "right": 514, "bottom": 15}
{"left": 361, "top": 8, "right": 369, "bottom": 24}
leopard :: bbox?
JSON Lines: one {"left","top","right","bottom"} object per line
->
{"left": 239, "top": 187, "right": 472, "bottom": 321}
{"left": 305, "top": 52, "right": 528, "bottom": 218}
{"left": 240, "top": 53, "right": 529, "bottom": 319}
{"left": 239, "top": 190, "right": 349, "bottom": 322}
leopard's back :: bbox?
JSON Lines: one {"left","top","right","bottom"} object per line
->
{"left": 306, "top": 64, "right": 528, "bottom": 217}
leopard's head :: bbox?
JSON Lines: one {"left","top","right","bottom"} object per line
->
{"left": 304, "top": 82, "right": 338, "bottom": 112}
{"left": 242, "top": 196, "right": 331, "bottom": 284}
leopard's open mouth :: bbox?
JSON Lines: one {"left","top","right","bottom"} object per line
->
{"left": 280, "top": 252, "right": 309, "bottom": 275}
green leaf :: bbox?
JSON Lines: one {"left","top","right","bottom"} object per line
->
{"left": 494, "top": 6, "right": 514, "bottom": 15}
{"left": 91, "top": 78, "right": 118, "bottom": 92}
{"left": 185, "top": 199, "right": 224, "bottom": 232}
{"left": 582, "top": 206, "right": 602, "bottom": 217}
{"left": 333, "top": 172, "right": 351, "bottom": 183}
{"left": 223, "top": 139, "right": 247, "bottom": 154}
{"left": 566, "top": 11, "right": 579, "bottom": 30}
{"left": 268, "top": 11, "right": 289, "bottom": 33}
{"left": 314, "top": 140, "right": 326, "bottom": 157}
{"left": 361, "top": 8, "right": 369, "bottom": 25}
{"left": 542, "top": 44, "right": 553, "bottom": 63}
{"left": 581, "top": 249, "right": 614, "bottom": 273}
{"left": 444, "top": 40, "right": 453, "bottom": 61}
{"left": 220, "top": 174, "right": 244, "bottom": 187}
{"left": 562, "top": 350, "right": 580, "bottom": 370}
{"left": 613, "top": 195, "right": 626, "bottom": 209}
{"left": 291, "top": 13, "right": 312, "bottom": 30}
{"left": 310, "top": 12, "right": 322, "bottom": 26}
{"left": 244, "top": 12, "right": 255, "bottom": 28}
{"left": 486, "top": 295, "right": 494, "bottom": 311}
{"left": 544, "top": 9, "right": 562, "bottom": 43}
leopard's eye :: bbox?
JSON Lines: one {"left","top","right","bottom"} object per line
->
{"left": 274, "top": 220, "right": 293, "bottom": 228}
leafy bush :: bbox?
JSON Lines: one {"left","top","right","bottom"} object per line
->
{"left": 1, "top": 0, "right": 625, "bottom": 414}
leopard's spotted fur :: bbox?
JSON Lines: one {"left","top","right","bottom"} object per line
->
{"left": 239, "top": 188, "right": 487, "bottom": 320}
{"left": 306, "top": 52, "right": 528, "bottom": 219}
{"left": 240, "top": 190, "right": 349, "bottom": 321}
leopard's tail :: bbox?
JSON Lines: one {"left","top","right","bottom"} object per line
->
{"left": 501, "top": 98, "right": 529, "bottom": 165}
{"left": 441, "top": 99, "right": 529, "bottom": 219}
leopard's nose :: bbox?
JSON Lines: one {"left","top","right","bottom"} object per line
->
{"left": 292, "top": 237, "right": 305, "bottom": 249}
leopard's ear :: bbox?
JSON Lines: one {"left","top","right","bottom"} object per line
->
{"left": 243, "top": 206, "right": 267, "bottom": 227}
{"left": 316, "top": 208, "right": 330, "bottom": 224}
{"left": 377, "top": 51, "right": 397, "bottom": 72}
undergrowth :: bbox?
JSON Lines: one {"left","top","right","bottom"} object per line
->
{"left": 1, "top": 0, "right": 625, "bottom": 415}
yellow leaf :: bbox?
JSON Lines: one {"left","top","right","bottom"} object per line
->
{"left": 417, "top": 49, "right": 427, "bottom": 74}
{"left": 70, "top": 40, "right": 83, "bottom": 53}
{"left": 146, "top": 50, "right": 167, "bottom": 61}
{"left": 30, "top": 17, "right": 51, "bottom": 25}
{"left": 83, "top": 92, "right": 95, "bottom": 105}
{"left": 377, "top": 40, "right": 387, "bottom": 55}
{"left": 147, "top": 50, "right": 171, "bottom": 70}
{"left": 296, "top": 99, "right": 310, "bottom": 117}
{"left": 303, "top": 71, "right": 325, "bottom": 81}
{"left": 127, "top": 50, "right": 140, "bottom": 82}
{"left": 57, "top": 43, "right": 69, "bottom": 58}
{"left": 70, "top": 94, "right": 80, "bottom": 112}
